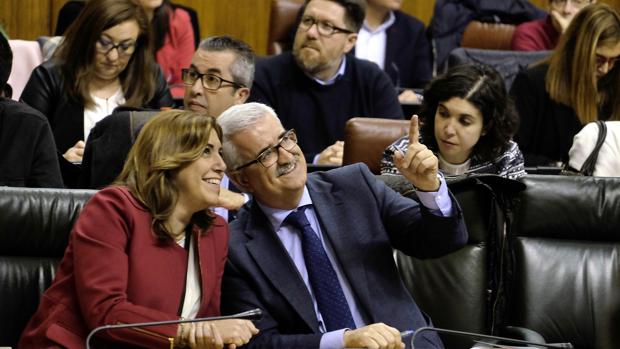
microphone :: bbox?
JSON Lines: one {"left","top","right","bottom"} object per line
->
{"left": 410, "top": 326, "right": 573, "bottom": 349}
{"left": 391, "top": 62, "right": 401, "bottom": 93}
{"left": 85, "top": 308, "right": 262, "bottom": 349}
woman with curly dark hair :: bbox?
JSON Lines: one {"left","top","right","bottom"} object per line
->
{"left": 382, "top": 63, "right": 526, "bottom": 179}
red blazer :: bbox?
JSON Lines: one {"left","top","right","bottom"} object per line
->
{"left": 19, "top": 186, "right": 229, "bottom": 348}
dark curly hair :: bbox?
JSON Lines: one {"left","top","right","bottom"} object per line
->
{"left": 419, "top": 63, "right": 519, "bottom": 162}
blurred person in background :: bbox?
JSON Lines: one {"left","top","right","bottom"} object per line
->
{"left": 510, "top": 3, "right": 620, "bottom": 166}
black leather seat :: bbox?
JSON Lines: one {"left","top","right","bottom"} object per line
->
{"left": 387, "top": 175, "right": 524, "bottom": 348}
{"left": 508, "top": 175, "right": 620, "bottom": 348}
{"left": 391, "top": 174, "right": 620, "bottom": 349}
{"left": 81, "top": 110, "right": 159, "bottom": 189}
{"left": 0, "top": 187, "right": 95, "bottom": 348}
{"left": 446, "top": 48, "right": 551, "bottom": 90}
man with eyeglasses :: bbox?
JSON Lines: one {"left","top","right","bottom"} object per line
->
{"left": 82, "top": 36, "right": 254, "bottom": 217}
{"left": 217, "top": 102, "right": 467, "bottom": 349}
{"left": 512, "top": 0, "right": 595, "bottom": 51}
{"left": 250, "top": 0, "right": 403, "bottom": 167}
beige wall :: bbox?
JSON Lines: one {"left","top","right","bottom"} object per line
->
{"left": 1, "top": 0, "right": 619, "bottom": 54}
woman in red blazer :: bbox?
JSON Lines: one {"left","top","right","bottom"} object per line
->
{"left": 19, "top": 110, "right": 258, "bottom": 348}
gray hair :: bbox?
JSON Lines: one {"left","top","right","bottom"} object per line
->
{"left": 218, "top": 102, "right": 281, "bottom": 169}
{"left": 198, "top": 36, "right": 255, "bottom": 89}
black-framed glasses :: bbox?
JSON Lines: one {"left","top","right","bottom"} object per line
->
{"left": 181, "top": 68, "right": 244, "bottom": 91}
{"left": 298, "top": 16, "right": 354, "bottom": 36}
{"left": 95, "top": 37, "right": 136, "bottom": 56}
{"left": 234, "top": 129, "right": 298, "bottom": 171}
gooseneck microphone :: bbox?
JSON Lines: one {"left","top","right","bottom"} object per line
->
{"left": 85, "top": 308, "right": 262, "bottom": 349}
{"left": 410, "top": 326, "right": 573, "bottom": 349}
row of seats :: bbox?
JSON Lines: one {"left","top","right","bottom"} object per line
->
{"left": 1, "top": 175, "right": 618, "bottom": 348}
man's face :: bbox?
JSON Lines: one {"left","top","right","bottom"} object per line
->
{"left": 183, "top": 49, "right": 249, "bottom": 118}
{"left": 292, "top": 0, "right": 357, "bottom": 79}
{"left": 548, "top": 0, "right": 593, "bottom": 27}
{"left": 230, "top": 116, "right": 307, "bottom": 210}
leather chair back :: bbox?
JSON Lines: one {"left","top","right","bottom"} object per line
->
{"left": 509, "top": 175, "right": 620, "bottom": 348}
{"left": 267, "top": 0, "right": 304, "bottom": 55}
{"left": 447, "top": 48, "right": 551, "bottom": 90}
{"left": 391, "top": 175, "right": 524, "bottom": 349}
{"left": 0, "top": 187, "right": 95, "bottom": 348}
{"left": 342, "top": 117, "right": 410, "bottom": 174}
{"left": 81, "top": 110, "right": 159, "bottom": 189}
{"left": 461, "top": 20, "right": 515, "bottom": 50}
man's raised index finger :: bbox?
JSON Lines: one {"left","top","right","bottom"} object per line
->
{"left": 409, "top": 115, "right": 420, "bottom": 145}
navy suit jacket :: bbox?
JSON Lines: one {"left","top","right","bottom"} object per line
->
{"left": 221, "top": 164, "right": 468, "bottom": 348}
{"left": 384, "top": 11, "right": 433, "bottom": 90}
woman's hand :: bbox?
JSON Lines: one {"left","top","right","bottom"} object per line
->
{"left": 177, "top": 319, "right": 258, "bottom": 349}
{"left": 63, "top": 140, "right": 85, "bottom": 163}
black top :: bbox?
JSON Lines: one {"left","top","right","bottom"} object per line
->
{"left": 510, "top": 63, "right": 585, "bottom": 166}
{"left": 0, "top": 98, "right": 63, "bottom": 188}
{"left": 250, "top": 51, "right": 403, "bottom": 161}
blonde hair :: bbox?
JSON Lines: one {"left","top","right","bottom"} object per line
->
{"left": 546, "top": 3, "right": 620, "bottom": 124}
{"left": 115, "top": 109, "right": 222, "bottom": 241}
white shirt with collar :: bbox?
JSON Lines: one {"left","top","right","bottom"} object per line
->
{"left": 355, "top": 11, "right": 396, "bottom": 70}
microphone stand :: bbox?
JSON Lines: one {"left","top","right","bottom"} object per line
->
{"left": 410, "top": 326, "right": 573, "bottom": 349}
{"left": 85, "top": 308, "right": 262, "bottom": 349}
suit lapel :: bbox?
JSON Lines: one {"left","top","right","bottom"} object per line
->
{"left": 306, "top": 175, "right": 376, "bottom": 323}
{"left": 244, "top": 202, "right": 319, "bottom": 331}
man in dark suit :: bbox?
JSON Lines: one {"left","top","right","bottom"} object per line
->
{"left": 218, "top": 102, "right": 468, "bottom": 349}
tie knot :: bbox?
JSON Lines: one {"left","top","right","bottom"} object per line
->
{"left": 285, "top": 206, "right": 311, "bottom": 230}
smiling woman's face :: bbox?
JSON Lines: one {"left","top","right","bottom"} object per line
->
{"left": 173, "top": 130, "right": 226, "bottom": 213}
{"left": 434, "top": 97, "right": 484, "bottom": 164}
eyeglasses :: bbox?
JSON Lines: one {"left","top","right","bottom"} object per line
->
{"left": 550, "top": 0, "right": 592, "bottom": 8}
{"left": 95, "top": 38, "right": 136, "bottom": 56}
{"left": 233, "top": 129, "right": 298, "bottom": 171}
{"left": 299, "top": 16, "right": 354, "bottom": 36}
{"left": 181, "top": 69, "right": 244, "bottom": 91}
{"left": 596, "top": 54, "right": 619, "bottom": 69}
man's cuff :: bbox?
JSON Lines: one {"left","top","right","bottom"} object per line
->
{"left": 312, "top": 153, "right": 321, "bottom": 165}
{"left": 319, "top": 328, "right": 348, "bottom": 349}
{"left": 415, "top": 173, "right": 453, "bottom": 217}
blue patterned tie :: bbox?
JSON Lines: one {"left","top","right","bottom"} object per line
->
{"left": 285, "top": 206, "right": 356, "bottom": 331}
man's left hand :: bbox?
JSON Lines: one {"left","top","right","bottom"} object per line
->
{"left": 393, "top": 115, "right": 440, "bottom": 191}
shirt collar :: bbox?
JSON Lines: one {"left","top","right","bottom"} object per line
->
{"left": 258, "top": 186, "right": 313, "bottom": 232}
{"left": 308, "top": 55, "right": 347, "bottom": 86}
{"left": 361, "top": 11, "right": 396, "bottom": 34}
